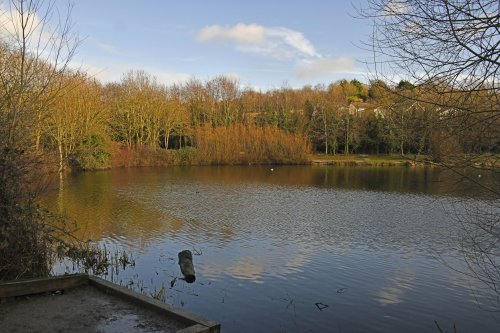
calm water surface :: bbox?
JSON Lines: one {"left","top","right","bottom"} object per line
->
{"left": 41, "top": 166, "right": 500, "bottom": 332}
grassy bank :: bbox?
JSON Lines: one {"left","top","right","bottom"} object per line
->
{"left": 309, "top": 154, "right": 431, "bottom": 166}
{"left": 105, "top": 145, "right": 499, "bottom": 170}
{"left": 109, "top": 150, "right": 426, "bottom": 169}
{"left": 309, "top": 153, "right": 500, "bottom": 169}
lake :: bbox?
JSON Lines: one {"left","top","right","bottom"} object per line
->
{"left": 41, "top": 165, "right": 500, "bottom": 332}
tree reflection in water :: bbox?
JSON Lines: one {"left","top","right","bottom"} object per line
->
{"left": 455, "top": 197, "right": 500, "bottom": 311}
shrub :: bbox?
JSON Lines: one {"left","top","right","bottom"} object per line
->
{"left": 72, "top": 135, "right": 111, "bottom": 170}
{"left": 168, "top": 147, "right": 197, "bottom": 165}
{"left": 109, "top": 143, "right": 171, "bottom": 168}
{"left": 0, "top": 148, "right": 62, "bottom": 280}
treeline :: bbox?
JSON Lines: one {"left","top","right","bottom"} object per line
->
{"left": 2, "top": 47, "right": 498, "bottom": 171}
{"left": 33, "top": 70, "right": 313, "bottom": 169}
{"left": 42, "top": 70, "right": 499, "bottom": 170}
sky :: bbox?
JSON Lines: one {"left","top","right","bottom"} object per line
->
{"left": 61, "top": 0, "right": 373, "bottom": 89}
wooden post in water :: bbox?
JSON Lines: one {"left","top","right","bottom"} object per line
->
{"left": 178, "top": 250, "right": 196, "bottom": 283}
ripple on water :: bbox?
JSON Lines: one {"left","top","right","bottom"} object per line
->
{"left": 43, "top": 167, "right": 500, "bottom": 333}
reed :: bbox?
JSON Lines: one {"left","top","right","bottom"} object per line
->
{"left": 193, "top": 124, "right": 310, "bottom": 165}
{"left": 108, "top": 125, "right": 310, "bottom": 167}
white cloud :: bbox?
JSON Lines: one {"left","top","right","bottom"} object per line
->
{"left": 197, "top": 23, "right": 319, "bottom": 60}
{"left": 197, "top": 24, "right": 358, "bottom": 83}
{"left": 197, "top": 23, "right": 265, "bottom": 45}
{"left": 381, "top": 0, "right": 408, "bottom": 15}
{"left": 266, "top": 27, "right": 318, "bottom": 57}
{"left": 0, "top": 3, "right": 50, "bottom": 46}
{"left": 295, "top": 57, "right": 356, "bottom": 80}
{"left": 0, "top": 2, "right": 76, "bottom": 66}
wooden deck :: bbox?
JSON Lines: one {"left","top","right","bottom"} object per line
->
{"left": 0, "top": 274, "right": 220, "bottom": 333}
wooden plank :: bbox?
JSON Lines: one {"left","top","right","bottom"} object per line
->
{"left": 0, "top": 274, "right": 89, "bottom": 298}
{"left": 88, "top": 276, "right": 220, "bottom": 333}
{"left": 177, "top": 324, "right": 212, "bottom": 333}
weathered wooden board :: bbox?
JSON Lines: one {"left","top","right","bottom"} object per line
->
{"left": 0, "top": 273, "right": 88, "bottom": 298}
{"left": 89, "top": 276, "right": 219, "bottom": 332}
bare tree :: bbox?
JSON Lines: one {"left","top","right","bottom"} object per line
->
{"left": 360, "top": 1, "right": 498, "bottom": 92}
{"left": 360, "top": 0, "right": 499, "bottom": 165}
{"left": 0, "top": 0, "right": 79, "bottom": 280}
{"left": 0, "top": 0, "right": 79, "bottom": 148}
{"left": 359, "top": 0, "right": 500, "bottom": 306}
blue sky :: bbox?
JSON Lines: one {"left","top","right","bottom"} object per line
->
{"left": 65, "top": 1, "right": 372, "bottom": 89}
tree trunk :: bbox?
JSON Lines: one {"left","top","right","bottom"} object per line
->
{"left": 164, "top": 131, "right": 170, "bottom": 150}
{"left": 345, "top": 114, "right": 350, "bottom": 155}
{"left": 324, "top": 121, "right": 328, "bottom": 155}
{"left": 58, "top": 141, "right": 64, "bottom": 173}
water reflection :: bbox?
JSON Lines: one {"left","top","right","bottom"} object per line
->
{"left": 376, "top": 264, "right": 416, "bottom": 306}
{"left": 39, "top": 166, "right": 500, "bottom": 332}
{"left": 41, "top": 166, "right": 497, "bottom": 247}
{"left": 226, "top": 257, "right": 265, "bottom": 282}
{"left": 43, "top": 171, "right": 169, "bottom": 249}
